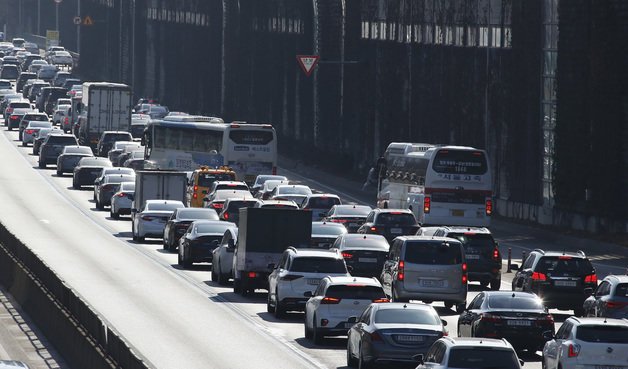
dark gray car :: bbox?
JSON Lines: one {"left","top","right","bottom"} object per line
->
{"left": 38, "top": 133, "right": 78, "bottom": 168}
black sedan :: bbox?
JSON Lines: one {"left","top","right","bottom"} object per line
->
{"left": 72, "top": 157, "right": 113, "bottom": 189}
{"left": 457, "top": 291, "right": 555, "bottom": 352}
{"left": 178, "top": 220, "right": 236, "bottom": 268}
{"left": 162, "top": 208, "right": 220, "bottom": 252}
{"left": 322, "top": 204, "right": 372, "bottom": 233}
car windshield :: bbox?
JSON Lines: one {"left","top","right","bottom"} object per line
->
{"left": 374, "top": 308, "right": 440, "bottom": 325}
{"left": 146, "top": 202, "right": 182, "bottom": 211}
{"left": 404, "top": 241, "right": 462, "bottom": 265}
{"left": 334, "top": 206, "right": 372, "bottom": 216}
{"left": 536, "top": 257, "right": 593, "bottom": 276}
{"left": 198, "top": 173, "right": 236, "bottom": 187}
{"left": 375, "top": 212, "right": 416, "bottom": 225}
{"left": 288, "top": 257, "right": 346, "bottom": 273}
{"left": 447, "top": 348, "right": 519, "bottom": 369}
{"left": 325, "top": 285, "right": 386, "bottom": 300}
{"left": 278, "top": 186, "right": 311, "bottom": 195}
{"left": 178, "top": 209, "right": 218, "bottom": 220}
{"left": 311, "top": 224, "right": 346, "bottom": 236}
{"left": 195, "top": 223, "right": 233, "bottom": 234}
{"left": 308, "top": 197, "right": 341, "bottom": 208}
{"left": 487, "top": 295, "right": 544, "bottom": 310}
{"left": 448, "top": 233, "right": 495, "bottom": 250}
{"left": 576, "top": 325, "right": 628, "bottom": 343}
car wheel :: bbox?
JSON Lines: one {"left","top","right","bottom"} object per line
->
{"left": 266, "top": 293, "right": 276, "bottom": 314}
{"left": 7, "top": 125, "right": 11, "bottom": 131}
{"left": 96, "top": 199, "right": 103, "bottom": 210}
{"left": 110, "top": 209, "right": 119, "bottom": 219}
{"left": 312, "top": 317, "right": 323, "bottom": 345}
{"left": 182, "top": 250, "right": 192, "bottom": 268}
{"left": 38, "top": 160, "right": 45, "bottom": 168}
{"left": 56, "top": 169, "right": 62, "bottom": 176}
{"left": 358, "top": 345, "right": 371, "bottom": 369}
{"left": 163, "top": 238, "right": 169, "bottom": 251}
{"left": 456, "top": 302, "right": 466, "bottom": 313}
{"left": 444, "top": 301, "right": 454, "bottom": 310}
{"left": 490, "top": 278, "right": 501, "bottom": 291}
{"left": 177, "top": 250, "right": 183, "bottom": 266}
{"left": 274, "top": 294, "right": 285, "bottom": 319}
{"left": 233, "top": 278, "right": 242, "bottom": 294}
{"left": 21, "top": 141, "right": 26, "bottom": 147}
{"left": 72, "top": 180, "right": 80, "bottom": 189}
{"left": 215, "top": 266, "right": 226, "bottom": 285}
{"left": 346, "top": 339, "right": 358, "bottom": 367}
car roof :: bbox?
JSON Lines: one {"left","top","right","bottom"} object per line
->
{"left": 339, "top": 234, "right": 390, "bottom": 250}
{"left": 533, "top": 249, "right": 588, "bottom": 258}
{"left": 421, "top": 226, "right": 492, "bottom": 234}
{"left": 145, "top": 199, "right": 184, "bottom": 205}
{"left": 603, "top": 274, "right": 628, "bottom": 283}
{"left": 567, "top": 317, "right": 628, "bottom": 327}
{"left": 395, "top": 235, "right": 462, "bottom": 244}
{"left": 288, "top": 248, "right": 343, "bottom": 259}
{"left": 438, "top": 336, "right": 514, "bottom": 349}
{"left": 372, "top": 208, "right": 414, "bottom": 215}
{"left": 324, "top": 276, "right": 382, "bottom": 287}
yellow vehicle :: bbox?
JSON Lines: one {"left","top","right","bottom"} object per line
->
{"left": 186, "top": 166, "right": 237, "bottom": 207}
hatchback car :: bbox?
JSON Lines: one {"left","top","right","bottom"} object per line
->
{"left": 132, "top": 200, "right": 185, "bottom": 242}
{"left": 416, "top": 337, "right": 522, "bottom": 369}
{"left": 304, "top": 276, "right": 388, "bottom": 344}
{"left": 322, "top": 204, "right": 373, "bottom": 233}
{"left": 38, "top": 133, "right": 78, "bottom": 168}
{"left": 357, "top": 208, "right": 420, "bottom": 242}
{"left": 310, "top": 221, "right": 348, "bottom": 249}
{"left": 72, "top": 157, "right": 114, "bottom": 189}
{"left": 331, "top": 233, "right": 390, "bottom": 278}
{"left": 347, "top": 302, "right": 447, "bottom": 368}
{"left": 178, "top": 220, "right": 235, "bottom": 267}
{"left": 267, "top": 248, "right": 350, "bottom": 317}
{"left": 56, "top": 145, "right": 94, "bottom": 176}
{"left": 96, "top": 131, "right": 134, "bottom": 157}
{"left": 542, "top": 317, "right": 628, "bottom": 369}
{"left": 380, "top": 236, "right": 467, "bottom": 311}
{"left": 163, "top": 208, "right": 220, "bottom": 251}
{"left": 110, "top": 182, "right": 135, "bottom": 219}
{"left": 582, "top": 274, "right": 628, "bottom": 318}
{"left": 419, "top": 226, "right": 502, "bottom": 290}
{"left": 301, "top": 193, "right": 342, "bottom": 221}
{"left": 511, "top": 249, "right": 597, "bottom": 316}
{"left": 457, "top": 291, "right": 555, "bottom": 352}
{"left": 218, "top": 198, "right": 261, "bottom": 224}
{"left": 21, "top": 121, "right": 52, "bottom": 146}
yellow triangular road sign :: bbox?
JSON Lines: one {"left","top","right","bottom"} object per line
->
{"left": 83, "top": 15, "right": 93, "bottom": 26}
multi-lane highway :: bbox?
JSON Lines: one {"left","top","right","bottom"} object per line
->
{"left": 0, "top": 124, "right": 626, "bottom": 369}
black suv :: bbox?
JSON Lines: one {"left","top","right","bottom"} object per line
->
{"left": 511, "top": 249, "right": 597, "bottom": 315}
{"left": 419, "top": 226, "right": 501, "bottom": 290}
{"left": 357, "top": 208, "right": 420, "bottom": 242}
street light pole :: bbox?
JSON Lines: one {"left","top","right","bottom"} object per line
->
{"left": 56, "top": 3, "right": 59, "bottom": 32}
{"left": 77, "top": 0, "right": 81, "bottom": 54}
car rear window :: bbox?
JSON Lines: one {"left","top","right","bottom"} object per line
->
{"left": 334, "top": 206, "right": 372, "bottom": 216}
{"left": 278, "top": 186, "right": 311, "bottom": 195}
{"left": 289, "top": 257, "right": 346, "bottom": 274}
{"left": 146, "top": 202, "right": 182, "bottom": 211}
{"left": 487, "top": 295, "right": 544, "bottom": 310}
{"left": 536, "top": 257, "right": 593, "bottom": 275}
{"left": 178, "top": 209, "right": 217, "bottom": 220}
{"left": 226, "top": 200, "right": 257, "bottom": 212}
{"left": 12, "top": 102, "right": 30, "bottom": 109}
{"left": 104, "top": 133, "right": 132, "bottom": 142}
{"left": 80, "top": 158, "right": 112, "bottom": 167}
{"left": 447, "top": 233, "right": 496, "bottom": 250}
{"left": 217, "top": 184, "right": 248, "bottom": 192}
{"left": 195, "top": 223, "right": 232, "bottom": 234}
{"left": 311, "top": 224, "right": 346, "bottom": 236}
{"left": 308, "top": 197, "right": 341, "bottom": 209}
{"left": 105, "top": 176, "right": 134, "bottom": 184}
{"left": 403, "top": 241, "right": 462, "bottom": 265}
{"left": 325, "top": 285, "right": 385, "bottom": 300}
{"left": 48, "top": 136, "right": 78, "bottom": 145}
{"left": 576, "top": 325, "right": 628, "bottom": 343}
{"left": 198, "top": 173, "right": 236, "bottom": 187}
{"left": 447, "top": 348, "right": 519, "bottom": 369}
{"left": 374, "top": 308, "right": 440, "bottom": 325}
{"left": 615, "top": 284, "right": 628, "bottom": 297}
{"left": 375, "top": 213, "right": 416, "bottom": 225}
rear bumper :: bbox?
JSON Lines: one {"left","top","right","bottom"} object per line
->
{"left": 395, "top": 284, "right": 467, "bottom": 303}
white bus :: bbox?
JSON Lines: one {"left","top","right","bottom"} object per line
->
{"left": 376, "top": 142, "right": 492, "bottom": 227}
{"left": 143, "top": 116, "right": 278, "bottom": 183}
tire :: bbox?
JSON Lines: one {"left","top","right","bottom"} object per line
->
{"left": 346, "top": 339, "right": 358, "bottom": 367}
{"left": 163, "top": 238, "right": 169, "bottom": 251}
{"left": 267, "top": 293, "right": 276, "bottom": 314}
{"left": 177, "top": 250, "right": 183, "bottom": 266}
{"left": 182, "top": 251, "right": 192, "bottom": 268}
{"left": 233, "top": 278, "right": 242, "bottom": 294}
{"left": 72, "top": 180, "right": 80, "bottom": 189}
{"left": 56, "top": 169, "right": 62, "bottom": 176}
{"left": 444, "top": 301, "right": 454, "bottom": 310}
{"left": 110, "top": 209, "right": 119, "bottom": 219}
{"left": 456, "top": 302, "right": 466, "bottom": 313}
{"left": 21, "top": 141, "right": 26, "bottom": 147}
{"left": 312, "top": 318, "right": 323, "bottom": 345}
{"left": 215, "top": 266, "right": 226, "bottom": 285}
{"left": 358, "top": 346, "right": 371, "bottom": 369}
{"left": 96, "top": 199, "right": 103, "bottom": 210}
{"left": 38, "top": 160, "right": 45, "bottom": 168}
{"left": 274, "top": 294, "right": 285, "bottom": 319}
{"left": 490, "top": 278, "right": 501, "bottom": 291}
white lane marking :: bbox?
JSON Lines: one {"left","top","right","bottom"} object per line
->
{"left": 39, "top": 219, "right": 50, "bottom": 224}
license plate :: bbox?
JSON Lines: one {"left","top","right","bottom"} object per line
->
{"left": 307, "top": 278, "right": 321, "bottom": 285}
{"left": 359, "top": 257, "right": 377, "bottom": 263}
{"left": 395, "top": 335, "right": 424, "bottom": 342}
{"left": 465, "top": 254, "right": 480, "bottom": 260}
{"left": 554, "top": 280, "right": 577, "bottom": 287}
{"left": 391, "top": 227, "right": 402, "bottom": 234}
{"left": 507, "top": 320, "right": 532, "bottom": 326}
{"left": 421, "top": 280, "right": 444, "bottom": 287}
{"left": 452, "top": 209, "right": 464, "bottom": 216}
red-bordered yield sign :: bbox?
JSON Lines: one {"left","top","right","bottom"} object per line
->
{"left": 297, "top": 55, "right": 319, "bottom": 76}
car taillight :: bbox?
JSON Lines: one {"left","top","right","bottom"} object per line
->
{"left": 424, "top": 197, "right": 431, "bottom": 213}
{"left": 369, "top": 331, "right": 384, "bottom": 342}
{"left": 606, "top": 301, "right": 628, "bottom": 308}
{"left": 532, "top": 272, "right": 547, "bottom": 280}
{"left": 568, "top": 343, "right": 580, "bottom": 357}
{"left": 493, "top": 250, "right": 500, "bottom": 259}
{"left": 102, "top": 185, "right": 113, "bottom": 192}
{"left": 486, "top": 199, "right": 493, "bottom": 216}
{"left": 462, "top": 263, "right": 468, "bottom": 283}
{"left": 342, "top": 252, "right": 353, "bottom": 258}
{"left": 321, "top": 297, "right": 340, "bottom": 304}
{"left": 584, "top": 274, "right": 597, "bottom": 283}
{"left": 273, "top": 167, "right": 277, "bottom": 175}
{"left": 536, "top": 314, "right": 554, "bottom": 323}
{"left": 480, "top": 313, "right": 502, "bottom": 322}
{"left": 370, "top": 226, "right": 383, "bottom": 233}
{"left": 280, "top": 274, "right": 303, "bottom": 281}
{"left": 141, "top": 215, "right": 156, "bottom": 221}
{"left": 10, "top": 115, "right": 18, "bottom": 119}
{"left": 193, "top": 193, "right": 197, "bottom": 199}
{"left": 25, "top": 129, "right": 34, "bottom": 134}
{"left": 223, "top": 213, "right": 229, "bottom": 219}
{"left": 331, "top": 219, "right": 347, "bottom": 223}
{"left": 248, "top": 272, "right": 257, "bottom": 278}
{"left": 212, "top": 203, "right": 223, "bottom": 209}
{"left": 118, "top": 193, "right": 125, "bottom": 197}
{"left": 372, "top": 298, "right": 389, "bottom": 303}
{"left": 64, "top": 117, "right": 68, "bottom": 123}
{"left": 398, "top": 260, "right": 404, "bottom": 281}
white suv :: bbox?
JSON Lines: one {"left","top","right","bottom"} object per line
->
{"left": 267, "top": 248, "right": 349, "bottom": 318}
{"left": 416, "top": 337, "right": 522, "bottom": 369}
{"left": 542, "top": 317, "right": 628, "bottom": 369}
{"left": 304, "top": 276, "right": 387, "bottom": 344}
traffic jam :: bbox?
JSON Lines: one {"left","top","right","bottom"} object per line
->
{"left": 1, "top": 36, "right": 628, "bottom": 369}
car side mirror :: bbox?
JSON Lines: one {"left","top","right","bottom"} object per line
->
{"left": 412, "top": 354, "right": 424, "bottom": 365}
{"left": 584, "top": 287, "right": 594, "bottom": 297}
{"left": 542, "top": 330, "right": 555, "bottom": 340}
{"left": 441, "top": 319, "right": 448, "bottom": 326}
{"left": 509, "top": 264, "right": 519, "bottom": 271}
{"left": 303, "top": 291, "right": 313, "bottom": 297}
{"left": 347, "top": 316, "right": 357, "bottom": 324}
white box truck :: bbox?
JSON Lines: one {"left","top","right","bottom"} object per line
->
{"left": 77, "top": 82, "right": 132, "bottom": 150}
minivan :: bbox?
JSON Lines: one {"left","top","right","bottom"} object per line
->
{"left": 380, "top": 236, "right": 467, "bottom": 312}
